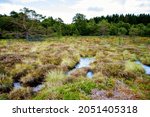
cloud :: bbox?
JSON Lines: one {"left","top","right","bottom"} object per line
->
{"left": 88, "top": 7, "right": 103, "bottom": 12}
{"left": 0, "top": 0, "right": 10, "bottom": 3}
{"left": 8, "top": 0, "right": 47, "bottom": 3}
{"left": 0, "top": 3, "right": 23, "bottom": 14}
{"left": 59, "top": 0, "right": 65, "bottom": 2}
{"left": 139, "top": 3, "right": 150, "bottom": 7}
{"left": 113, "top": 0, "right": 127, "bottom": 5}
{"left": 21, "top": 0, "right": 46, "bottom": 3}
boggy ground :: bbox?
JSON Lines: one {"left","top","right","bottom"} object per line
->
{"left": 0, "top": 36, "right": 150, "bottom": 100}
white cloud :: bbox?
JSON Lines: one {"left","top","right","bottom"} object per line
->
{"left": 8, "top": 0, "right": 47, "bottom": 3}
{"left": 59, "top": 0, "right": 65, "bottom": 2}
{"left": 0, "top": 3, "right": 23, "bottom": 14}
{"left": 71, "top": 0, "right": 150, "bottom": 19}
{"left": 113, "top": 0, "right": 127, "bottom": 5}
{"left": 36, "top": 5, "right": 76, "bottom": 24}
{"left": 88, "top": 7, "right": 103, "bottom": 12}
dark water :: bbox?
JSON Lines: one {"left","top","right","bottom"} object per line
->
{"left": 68, "top": 58, "right": 95, "bottom": 78}
{"left": 135, "top": 61, "right": 150, "bottom": 75}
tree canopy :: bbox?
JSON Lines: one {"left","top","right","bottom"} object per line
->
{"left": 0, "top": 8, "right": 150, "bottom": 39}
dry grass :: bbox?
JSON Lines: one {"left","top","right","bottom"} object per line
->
{"left": 0, "top": 36, "right": 150, "bottom": 100}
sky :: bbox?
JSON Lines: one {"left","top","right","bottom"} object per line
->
{"left": 0, "top": 0, "right": 150, "bottom": 23}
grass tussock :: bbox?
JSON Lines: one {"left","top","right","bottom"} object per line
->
{"left": 0, "top": 36, "right": 150, "bottom": 100}
{"left": 9, "top": 87, "right": 33, "bottom": 100}
{"left": 124, "top": 61, "right": 145, "bottom": 75}
{"left": 0, "top": 74, "right": 13, "bottom": 93}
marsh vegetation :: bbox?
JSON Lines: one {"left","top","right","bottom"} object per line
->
{"left": 0, "top": 36, "right": 150, "bottom": 100}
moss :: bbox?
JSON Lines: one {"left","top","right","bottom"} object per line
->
{"left": 55, "top": 79, "right": 96, "bottom": 100}
{"left": 59, "top": 79, "right": 96, "bottom": 94}
{"left": 63, "top": 77, "right": 78, "bottom": 84}
{"left": 0, "top": 93, "right": 9, "bottom": 100}
{"left": 124, "top": 77, "right": 150, "bottom": 99}
{"left": 79, "top": 80, "right": 97, "bottom": 94}
{"left": 34, "top": 77, "right": 96, "bottom": 100}
{"left": 58, "top": 90, "right": 90, "bottom": 100}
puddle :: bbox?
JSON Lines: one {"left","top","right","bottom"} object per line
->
{"left": 13, "top": 82, "right": 44, "bottom": 92}
{"left": 33, "top": 84, "right": 44, "bottom": 92}
{"left": 75, "top": 58, "right": 95, "bottom": 69}
{"left": 13, "top": 82, "right": 21, "bottom": 89}
{"left": 135, "top": 61, "right": 150, "bottom": 75}
{"left": 86, "top": 71, "right": 94, "bottom": 78}
{"left": 68, "top": 57, "right": 95, "bottom": 78}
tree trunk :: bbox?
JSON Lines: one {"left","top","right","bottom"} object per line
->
{"left": 25, "top": 31, "right": 29, "bottom": 40}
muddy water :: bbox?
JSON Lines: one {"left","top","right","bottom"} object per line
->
{"left": 68, "top": 58, "right": 95, "bottom": 78}
{"left": 135, "top": 61, "right": 150, "bottom": 75}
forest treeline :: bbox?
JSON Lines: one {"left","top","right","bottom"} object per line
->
{"left": 0, "top": 7, "right": 150, "bottom": 39}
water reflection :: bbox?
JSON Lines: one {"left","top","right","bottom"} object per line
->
{"left": 75, "top": 58, "right": 95, "bottom": 69}
{"left": 13, "top": 82, "right": 44, "bottom": 92}
{"left": 86, "top": 71, "right": 94, "bottom": 78}
{"left": 68, "top": 57, "right": 95, "bottom": 78}
{"left": 135, "top": 61, "right": 150, "bottom": 75}
{"left": 33, "top": 84, "right": 44, "bottom": 92}
{"left": 13, "top": 82, "right": 21, "bottom": 89}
